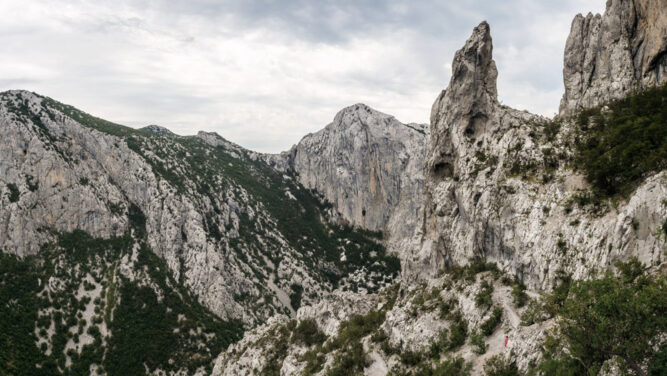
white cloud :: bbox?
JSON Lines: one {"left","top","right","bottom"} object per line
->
{"left": 0, "top": 0, "right": 605, "bottom": 152}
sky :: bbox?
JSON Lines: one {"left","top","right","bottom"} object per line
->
{"left": 0, "top": 0, "right": 605, "bottom": 153}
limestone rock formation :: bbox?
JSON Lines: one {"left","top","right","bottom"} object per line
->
{"left": 211, "top": 7, "right": 666, "bottom": 372}
{"left": 560, "top": 0, "right": 667, "bottom": 115}
{"left": 416, "top": 16, "right": 666, "bottom": 290}
{"left": 0, "top": 91, "right": 399, "bottom": 326}
{"left": 268, "top": 104, "right": 429, "bottom": 253}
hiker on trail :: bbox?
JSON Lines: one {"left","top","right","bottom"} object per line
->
{"left": 505, "top": 336, "right": 509, "bottom": 347}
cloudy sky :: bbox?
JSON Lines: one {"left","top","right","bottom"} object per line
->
{"left": 0, "top": 0, "right": 605, "bottom": 153}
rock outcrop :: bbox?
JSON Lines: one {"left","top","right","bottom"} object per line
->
{"left": 0, "top": 91, "right": 399, "bottom": 326}
{"left": 560, "top": 0, "right": 667, "bottom": 115}
{"left": 415, "top": 16, "right": 666, "bottom": 289}
{"left": 267, "top": 104, "right": 429, "bottom": 252}
{"left": 140, "top": 124, "right": 176, "bottom": 136}
{"left": 212, "top": 5, "right": 667, "bottom": 373}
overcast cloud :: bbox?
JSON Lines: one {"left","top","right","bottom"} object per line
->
{"left": 0, "top": 0, "right": 605, "bottom": 152}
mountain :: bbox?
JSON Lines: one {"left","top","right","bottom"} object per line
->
{"left": 213, "top": 1, "right": 667, "bottom": 375}
{"left": 416, "top": 15, "right": 665, "bottom": 289}
{"left": 1, "top": 0, "right": 666, "bottom": 375}
{"left": 0, "top": 90, "right": 402, "bottom": 374}
{"left": 560, "top": 0, "right": 667, "bottom": 115}
{"left": 266, "top": 103, "right": 429, "bottom": 256}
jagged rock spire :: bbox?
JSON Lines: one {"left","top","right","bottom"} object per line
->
{"left": 446, "top": 20, "right": 498, "bottom": 109}
{"left": 427, "top": 21, "right": 498, "bottom": 180}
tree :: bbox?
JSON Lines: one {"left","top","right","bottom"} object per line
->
{"left": 553, "top": 259, "right": 666, "bottom": 376}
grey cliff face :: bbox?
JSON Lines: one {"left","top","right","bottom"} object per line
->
{"left": 0, "top": 91, "right": 399, "bottom": 326}
{"left": 560, "top": 0, "right": 667, "bottom": 115}
{"left": 214, "top": 7, "right": 666, "bottom": 374}
{"left": 416, "top": 16, "right": 665, "bottom": 289}
{"left": 271, "top": 104, "right": 429, "bottom": 252}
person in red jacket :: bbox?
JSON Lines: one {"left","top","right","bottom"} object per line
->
{"left": 504, "top": 335, "right": 509, "bottom": 347}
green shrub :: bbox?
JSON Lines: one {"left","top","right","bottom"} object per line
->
{"left": 471, "top": 330, "right": 488, "bottom": 355}
{"left": 6, "top": 183, "right": 19, "bottom": 202}
{"left": 325, "top": 341, "right": 368, "bottom": 376}
{"left": 331, "top": 310, "right": 385, "bottom": 349}
{"left": 511, "top": 283, "right": 528, "bottom": 308}
{"left": 291, "top": 318, "right": 326, "bottom": 347}
{"left": 574, "top": 84, "right": 667, "bottom": 198}
{"left": 483, "top": 355, "right": 521, "bottom": 376}
{"left": 289, "top": 284, "right": 303, "bottom": 310}
{"left": 520, "top": 299, "right": 544, "bottom": 326}
{"left": 400, "top": 350, "right": 424, "bottom": 366}
{"left": 432, "top": 356, "right": 472, "bottom": 376}
{"left": 475, "top": 280, "right": 494, "bottom": 309}
{"left": 480, "top": 306, "right": 503, "bottom": 336}
{"left": 538, "top": 258, "right": 666, "bottom": 375}
{"left": 447, "top": 311, "right": 468, "bottom": 350}
{"left": 446, "top": 262, "right": 498, "bottom": 283}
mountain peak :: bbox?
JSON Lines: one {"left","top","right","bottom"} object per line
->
{"left": 140, "top": 124, "right": 175, "bottom": 136}
{"left": 331, "top": 103, "right": 397, "bottom": 130}
{"left": 447, "top": 21, "right": 498, "bottom": 105}
{"left": 336, "top": 103, "right": 386, "bottom": 117}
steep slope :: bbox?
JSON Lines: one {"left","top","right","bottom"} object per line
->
{"left": 213, "top": 2, "right": 667, "bottom": 375}
{"left": 415, "top": 17, "right": 666, "bottom": 289}
{"left": 266, "top": 104, "right": 429, "bottom": 254}
{"left": 560, "top": 0, "right": 667, "bottom": 115}
{"left": 0, "top": 89, "right": 400, "bottom": 331}
{"left": 1, "top": 230, "right": 243, "bottom": 375}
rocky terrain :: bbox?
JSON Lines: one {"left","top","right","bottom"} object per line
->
{"left": 1, "top": 0, "right": 666, "bottom": 375}
{"left": 265, "top": 104, "right": 428, "bottom": 255}
{"left": 560, "top": 0, "right": 667, "bottom": 115}
{"left": 0, "top": 90, "right": 402, "bottom": 373}
{"left": 416, "top": 15, "right": 666, "bottom": 289}
{"left": 213, "top": 1, "right": 667, "bottom": 375}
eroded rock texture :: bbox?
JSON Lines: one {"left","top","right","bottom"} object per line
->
{"left": 416, "top": 13, "right": 666, "bottom": 289}
{"left": 268, "top": 104, "right": 429, "bottom": 252}
{"left": 560, "top": 0, "right": 667, "bottom": 115}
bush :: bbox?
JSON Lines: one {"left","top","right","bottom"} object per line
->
{"left": 480, "top": 306, "right": 503, "bottom": 336}
{"left": 574, "top": 84, "right": 667, "bottom": 197}
{"left": 475, "top": 280, "right": 494, "bottom": 309}
{"left": 289, "top": 284, "right": 303, "bottom": 310}
{"left": 6, "top": 183, "right": 19, "bottom": 202}
{"left": 432, "top": 356, "right": 472, "bottom": 376}
{"left": 446, "top": 262, "right": 498, "bottom": 283}
{"left": 511, "top": 283, "right": 528, "bottom": 308}
{"left": 291, "top": 318, "right": 326, "bottom": 347}
{"left": 471, "top": 330, "right": 488, "bottom": 355}
{"left": 331, "top": 310, "right": 385, "bottom": 349}
{"left": 483, "top": 355, "right": 521, "bottom": 376}
{"left": 520, "top": 299, "right": 544, "bottom": 326}
{"left": 447, "top": 311, "right": 468, "bottom": 350}
{"left": 539, "top": 258, "right": 666, "bottom": 375}
{"left": 325, "top": 341, "right": 368, "bottom": 376}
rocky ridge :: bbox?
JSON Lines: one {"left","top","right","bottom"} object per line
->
{"left": 0, "top": 91, "right": 400, "bottom": 328}
{"left": 560, "top": 0, "right": 667, "bottom": 115}
{"left": 214, "top": 1, "right": 667, "bottom": 375}
{"left": 265, "top": 104, "right": 429, "bottom": 255}
{"left": 416, "top": 17, "right": 665, "bottom": 290}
